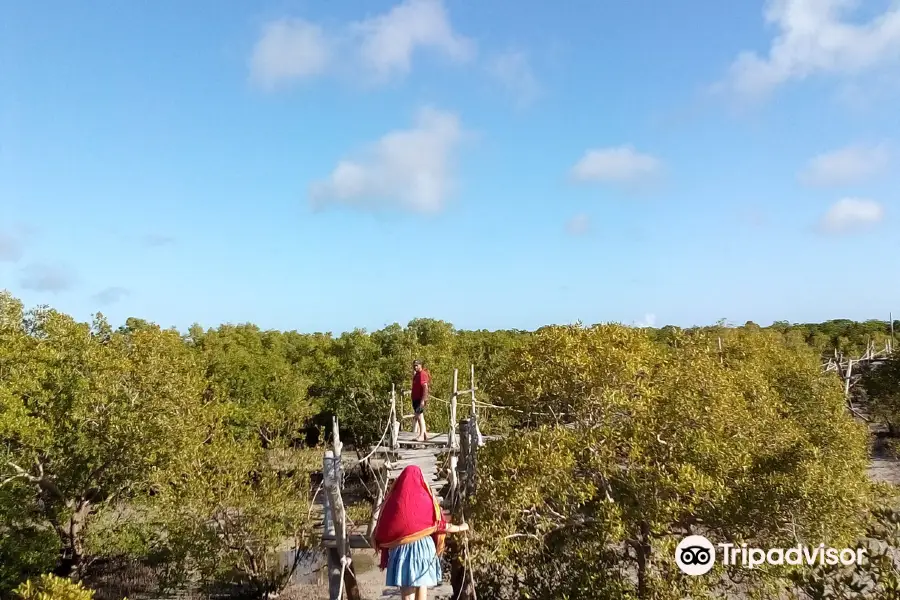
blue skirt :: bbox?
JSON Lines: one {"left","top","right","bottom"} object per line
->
{"left": 385, "top": 536, "right": 442, "bottom": 588}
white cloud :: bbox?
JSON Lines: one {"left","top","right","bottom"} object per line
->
{"left": 354, "top": 0, "right": 474, "bottom": 80}
{"left": 570, "top": 146, "right": 662, "bottom": 184}
{"left": 636, "top": 313, "right": 657, "bottom": 328}
{"left": 565, "top": 214, "right": 590, "bottom": 236}
{"left": 799, "top": 143, "right": 890, "bottom": 186}
{"left": 250, "top": 0, "right": 473, "bottom": 88}
{"left": 819, "top": 198, "right": 885, "bottom": 234}
{"left": 250, "top": 19, "right": 331, "bottom": 88}
{"left": 310, "top": 107, "right": 464, "bottom": 213}
{"left": 19, "top": 263, "right": 76, "bottom": 293}
{"left": 720, "top": 0, "right": 900, "bottom": 99}
{"left": 92, "top": 286, "right": 130, "bottom": 305}
{"left": 487, "top": 50, "right": 540, "bottom": 105}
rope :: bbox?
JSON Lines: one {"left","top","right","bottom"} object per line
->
{"left": 354, "top": 413, "right": 393, "bottom": 466}
{"left": 426, "top": 391, "right": 575, "bottom": 419}
{"left": 308, "top": 480, "right": 324, "bottom": 521}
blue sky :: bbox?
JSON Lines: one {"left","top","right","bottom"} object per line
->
{"left": 1, "top": 0, "right": 899, "bottom": 334}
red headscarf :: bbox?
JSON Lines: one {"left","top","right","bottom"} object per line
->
{"left": 372, "top": 465, "right": 447, "bottom": 569}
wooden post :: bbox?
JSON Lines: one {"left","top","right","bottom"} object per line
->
{"left": 450, "top": 369, "right": 459, "bottom": 450}
{"left": 458, "top": 419, "right": 470, "bottom": 498}
{"left": 390, "top": 385, "right": 399, "bottom": 450}
{"left": 458, "top": 418, "right": 472, "bottom": 499}
{"left": 323, "top": 451, "right": 341, "bottom": 600}
{"left": 451, "top": 418, "right": 476, "bottom": 600}
{"left": 469, "top": 414, "right": 478, "bottom": 498}
{"left": 366, "top": 482, "right": 385, "bottom": 541}
{"left": 471, "top": 365, "right": 483, "bottom": 447}
{"left": 323, "top": 452, "right": 336, "bottom": 539}
{"left": 327, "top": 418, "right": 362, "bottom": 600}
{"left": 844, "top": 360, "right": 853, "bottom": 399}
{"left": 332, "top": 416, "right": 343, "bottom": 485}
{"left": 470, "top": 364, "right": 476, "bottom": 417}
{"left": 326, "top": 427, "right": 361, "bottom": 600}
{"left": 448, "top": 455, "right": 459, "bottom": 505}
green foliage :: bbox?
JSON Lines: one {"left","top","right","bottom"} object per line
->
{"left": 791, "top": 485, "right": 900, "bottom": 599}
{"left": 0, "top": 291, "right": 206, "bottom": 577}
{"left": 2, "top": 289, "right": 896, "bottom": 599}
{"left": 761, "top": 319, "right": 894, "bottom": 358}
{"left": 0, "top": 475, "right": 60, "bottom": 594}
{"left": 146, "top": 432, "right": 320, "bottom": 598}
{"left": 469, "top": 325, "right": 873, "bottom": 600}
{"left": 14, "top": 574, "right": 96, "bottom": 600}
{"left": 191, "top": 324, "right": 318, "bottom": 443}
{"left": 863, "top": 351, "right": 900, "bottom": 434}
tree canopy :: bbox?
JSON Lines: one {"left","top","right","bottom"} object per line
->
{"left": 1, "top": 290, "right": 897, "bottom": 599}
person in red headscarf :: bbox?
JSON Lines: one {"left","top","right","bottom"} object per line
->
{"left": 373, "top": 465, "right": 470, "bottom": 600}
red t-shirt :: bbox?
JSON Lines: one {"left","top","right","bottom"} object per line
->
{"left": 411, "top": 370, "right": 430, "bottom": 401}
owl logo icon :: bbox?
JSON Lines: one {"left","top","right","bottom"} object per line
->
{"left": 676, "top": 535, "right": 715, "bottom": 575}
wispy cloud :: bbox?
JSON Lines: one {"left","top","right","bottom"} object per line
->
{"left": 250, "top": 19, "right": 332, "bottom": 89}
{"left": 250, "top": 0, "right": 474, "bottom": 89}
{"left": 310, "top": 107, "right": 465, "bottom": 214}
{"left": 818, "top": 198, "right": 885, "bottom": 234}
{"left": 799, "top": 143, "right": 890, "bottom": 187}
{"left": 354, "top": 0, "right": 474, "bottom": 80}
{"left": 92, "top": 286, "right": 130, "bottom": 306}
{"left": 19, "top": 263, "right": 76, "bottom": 293}
{"left": 487, "top": 50, "right": 540, "bottom": 106}
{"left": 570, "top": 146, "right": 662, "bottom": 184}
{"left": 565, "top": 214, "right": 590, "bottom": 236}
{"left": 717, "top": 0, "right": 900, "bottom": 101}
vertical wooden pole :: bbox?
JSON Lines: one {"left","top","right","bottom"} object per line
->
{"left": 470, "top": 364, "right": 476, "bottom": 417}
{"left": 471, "top": 365, "right": 483, "bottom": 447}
{"left": 888, "top": 313, "right": 894, "bottom": 352}
{"left": 366, "top": 483, "right": 385, "bottom": 541}
{"left": 448, "top": 455, "right": 458, "bottom": 504}
{"left": 844, "top": 360, "right": 853, "bottom": 399}
{"left": 469, "top": 415, "right": 478, "bottom": 498}
{"left": 323, "top": 451, "right": 341, "bottom": 600}
{"left": 450, "top": 369, "right": 458, "bottom": 450}
{"left": 451, "top": 418, "right": 475, "bottom": 600}
{"left": 326, "top": 420, "right": 360, "bottom": 600}
{"left": 323, "top": 452, "right": 335, "bottom": 539}
{"left": 332, "top": 416, "right": 343, "bottom": 484}
{"left": 458, "top": 419, "right": 471, "bottom": 500}
{"left": 390, "top": 385, "right": 399, "bottom": 450}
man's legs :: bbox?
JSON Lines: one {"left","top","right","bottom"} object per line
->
{"left": 412, "top": 399, "right": 421, "bottom": 436}
{"left": 413, "top": 402, "right": 428, "bottom": 441}
{"left": 415, "top": 585, "right": 428, "bottom": 600}
{"left": 416, "top": 411, "right": 428, "bottom": 441}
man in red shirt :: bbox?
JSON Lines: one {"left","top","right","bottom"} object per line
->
{"left": 411, "top": 359, "right": 430, "bottom": 442}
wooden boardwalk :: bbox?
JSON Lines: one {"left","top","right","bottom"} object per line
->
{"left": 375, "top": 431, "right": 455, "bottom": 598}
{"left": 320, "top": 369, "right": 483, "bottom": 600}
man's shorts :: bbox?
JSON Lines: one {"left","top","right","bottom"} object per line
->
{"left": 412, "top": 398, "right": 425, "bottom": 415}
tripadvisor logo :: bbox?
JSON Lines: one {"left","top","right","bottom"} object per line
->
{"left": 676, "top": 535, "right": 716, "bottom": 575}
{"left": 675, "top": 535, "right": 867, "bottom": 575}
